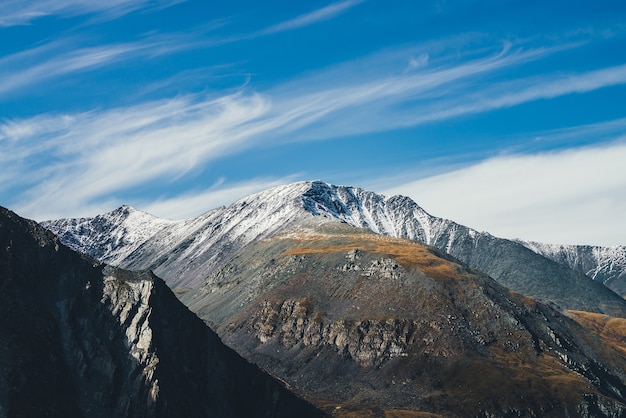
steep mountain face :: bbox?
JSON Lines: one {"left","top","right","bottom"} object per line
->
{"left": 42, "top": 181, "right": 626, "bottom": 317}
{"left": 0, "top": 206, "right": 323, "bottom": 418}
{"left": 178, "top": 222, "right": 626, "bottom": 417}
{"left": 519, "top": 241, "right": 626, "bottom": 298}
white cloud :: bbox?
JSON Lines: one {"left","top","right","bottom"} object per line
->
{"left": 385, "top": 141, "right": 626, "bottom": 246}
{"left": 406, "top": 54, "right": 430, "bottom": 72}
{"left": 402, "top": 62, "right": 626, "bottom": 125}
{"left": 0, "top": 35, "right": 194, "bottom": 97}
{"left": 5, "top": 91, "right": 272, "bottom": 220}
{"left": 254, "top": 42, "right": 543, "bottom": 141}
{"left": 0, "top": 0, "right": 182, "bottom": 26}
{"left": 260, "top": 0, "right": 363, "bottom": 35}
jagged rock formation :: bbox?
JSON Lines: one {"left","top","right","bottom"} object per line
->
{"left": 519, "top": 241, "right": 626, "bottom": 297}
{"left": 43, "top": 181, "right": 626, "bottom": 316}
{"left": 0, "top": 206, "right": 323, "bottom": 418}
{"left": 178, "top": 223, "right": 626, "bottom": 417}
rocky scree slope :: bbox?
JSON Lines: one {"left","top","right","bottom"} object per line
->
{"left": 518, "top": 240, "right": 626, "bottom": 298}
{"left": 43, "top": 181, "right": 626, "bottom": 317}
{"left": 179, "top": 223, "right": 626, "bottom": 417}
{"left": 0, "top": 206, "right": 324, "bottom": 418}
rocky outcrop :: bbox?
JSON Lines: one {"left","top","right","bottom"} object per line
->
{"left": 0, "top": 206, "right": 324, "bottom": 418}
{"left": 250, "top": 299, "right": 413, "bottom": 366}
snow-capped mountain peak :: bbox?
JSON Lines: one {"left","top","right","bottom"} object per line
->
{"left": 42, "top": 180, "right": 456, "bottom": 287}
{"left": 43, "top": 205, "right": 178, "bottom": 265}
{"left": 299, "top": 180, "right": 466, "bottom": 246}
{"left": 41, "top": 180, "right": 626, "bottom": 316}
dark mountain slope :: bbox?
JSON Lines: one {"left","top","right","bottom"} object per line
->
{"left": 518, "top": 240, "right": 626, "bottom": 297}
{"left": 179, "top": 222, "right": 626, "bottom": 417}
{"left": 0, "top": 206, "right": 323, "bottom": 418}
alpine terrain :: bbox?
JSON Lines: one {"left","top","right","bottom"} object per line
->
{"left": 38, "top": 181, "right": 626, "bottom": 416}
{"left": 178, "top": 222, "right": 626, "bottom": 416}
{"left": 0, "top": 206, "right": 324, "bottom": 418}
{"left": 518, "top": 240, "right": 626, "bottom": 298}
{"left": 43, "top": 181, "right": 626, "bottom": 317}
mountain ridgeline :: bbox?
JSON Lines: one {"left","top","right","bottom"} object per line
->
{"left": 43, "top": 181, "right": 626, "bottom": 317}
{"left": 7, "top": 179, "right": 626, "bottom": 417}
{"left": 0, "top": 206, "right": 323, "bottom": 418}
{"left": 518, "top": 240, "right": 626, "bottom": 297}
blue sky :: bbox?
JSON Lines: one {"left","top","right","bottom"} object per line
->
{"left": 1, "top": 0, "right": 625, "bottom": 245}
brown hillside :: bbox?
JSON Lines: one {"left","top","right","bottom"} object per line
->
{"left": 180, "top": 225, "right": 626, "bottom": 417}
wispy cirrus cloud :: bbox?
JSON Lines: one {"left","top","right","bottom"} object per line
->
{"left": 0, "top": 33, "right": 196, "bottom": 97}
{"left": 397, "top": 62, "right": 626, "bottom": 127}
{"left": 1, "top": 91, "right": 271, "bottom": 219}
{"left": 1, "top": 1, "right": 361, "bottom": 100}
{"left": 260, "top": 0, "right": 363, "bottom": 35}
{"left": 4, "top": 37, "right": 626, "bottom": 221}
{"left": 0, "top": 0, "right": 183, "bottom": 26}
{"left": 214, "top": 0, "right": 364, "bottom": 44}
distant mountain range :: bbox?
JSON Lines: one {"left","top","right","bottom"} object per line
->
{"left": 43, "top": 181, "right": 626, "bottom": 316}
{"left": 517, "top": 240, "right": 626, "bottom": 297}
{"left": 0, "top": 206, "right": 323, "bottom": 417}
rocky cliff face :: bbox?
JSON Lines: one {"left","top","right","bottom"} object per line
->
{"left": 179, "top": 223, "right": 626, "bottom": 417}
{"left": 0, "top": 206, "right": 323, "bottom": 418}
{"left": 43, "top": 181, "right": 626, "bottom": 317}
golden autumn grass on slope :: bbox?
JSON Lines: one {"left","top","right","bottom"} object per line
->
{"left": 280, "top": 232, "right": 468, "bottom": 281}
{"left": 567, "top": 310, "right": 626, "bottom": 356}
{"left": 276, "top": 231, "right": 622, "bottom": 414}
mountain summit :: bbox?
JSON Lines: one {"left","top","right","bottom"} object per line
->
{"left": 20, "top": 179, "right": 626, "bottom": 416}
{"left": 43, "top": 181, "right": 626, "bottom": 317}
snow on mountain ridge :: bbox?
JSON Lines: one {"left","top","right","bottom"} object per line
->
{"left": 40, "top": 180, "right": 511, "bottom": 287}
{"left": 519, "top": 240, "right": 626, "bottom": 295}
{"left": 44, "top": 180, "right": 451, "bottom": 287}
{"left": 41, "top": 180, "right": 626, "bottom": 313}
{"left": 42, "top": 204, "right": 179, "bottom": 265}
{"left": 300, "top": 181, "right": 480, "bottom": 248}
{"left": 105, "top": 182, "right": 322, "bottom": 287}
